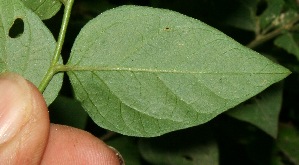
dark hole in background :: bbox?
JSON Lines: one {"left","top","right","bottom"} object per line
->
{"left": 256, "top": 0, "right": 268, "bottom": 16}
{"left": 9, "top": 18, "right": 24, "bottom": 38}
{"left": 182, "top": 155, "right": 193, "bottom": 161}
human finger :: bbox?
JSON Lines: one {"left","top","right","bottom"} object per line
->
{"left": 0, "top": 73, "right": 50, "bottom": 164}
{"left": 40, "top": 124, "right": 124, "bottom": 165}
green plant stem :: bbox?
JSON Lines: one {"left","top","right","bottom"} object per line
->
{"left": 38, "top": 0, "right": 75, "bottom": 93}
{"left": 246, "top": 27, "right": 283, "bottom": 49}
{"left": 247, "top": 15, "right": 299, "bottom": 49}
{"left": 100, "top": 131, "right": 118, "bottom": 141}
{"left": 59, "top": 0, "right": 68, "bottom": 6}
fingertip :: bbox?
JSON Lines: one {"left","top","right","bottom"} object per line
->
{"left": 0, "top": 73, "right": 32, "bottom": 144}
{"left": 107, "top": 146, "right": 125, "bottom": 165}
{"left": 42, "top": 125, "right": 124, "bottom": 165}
{"left": 0, "top": 72, "right": 50, "bottom": 164}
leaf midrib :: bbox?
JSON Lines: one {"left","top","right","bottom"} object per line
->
{"left": 63, "top": 65, "right": 289, "bottom": 75}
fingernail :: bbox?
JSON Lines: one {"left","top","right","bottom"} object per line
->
{"left": 108, "top": 146, "right": 125, "bottom": 165}
{"left": 0, "top": 73, "right": 32, "bottom": 144}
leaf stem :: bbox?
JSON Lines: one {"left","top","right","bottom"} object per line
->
{"left": 38, "top": 0, "right": 75, "bottom": 93}
{"left": 100, "top": 131, "right": 118, "bottom": 141}
{"left": 246, "top": 27, "right": 283, "bottom": 49}
{"left": 247, "top": 15, "right": 299, "bottom": 49}
{"left": 59, "top": 0, "right": 68, "bottom": 6}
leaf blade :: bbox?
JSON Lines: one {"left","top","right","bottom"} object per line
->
{"left": 67, "top": 5, "right": 290, "bottom": 137}
{"left": 277, "top": 124, "right": 299, "bottom": 164}
{"left": 227, "top": 83, "right": 283, "bottom": 138}
{"left": 21, "top": 0, "right": 62, "bottom": 20}
{"left": 0, "top": 0, "right": 63, "bottom": 105}
{"left": 274, "top": 32, "right": 299, "bottom": 61}
{"left": 223, "top": 0, "right": 259, "bottom": 31}
{"left": 139, "top": 126, "right": 219, "bottom": 165}
{"left": 259, "top": 0, "right": 285, "bottom": 29}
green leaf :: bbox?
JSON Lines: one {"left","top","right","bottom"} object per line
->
{"left": 285, "top": 0, "right": 299, "bottom": 12}
{"left": 20, "top": 0, "right": 62, "bottom": 20}
{"left": 259, "top": 0, "right": 285, "bottom": 29}
{"left": 49, "top": 96, "right": 88, "bottom": 129}
{"left": 276, "top": 124, "right": 299, "bottom": 165}
{"left": 227, "top": 83, "right": 283, "bottom": 138}
{"left": 67, "top": 5, "right": 290, "bottom": 137}
{"left": 139, "top": 126, "right": 219, "bottom": 165}
{"left": 0, "top": 0, "right": 63, "bottom": 105}
{"left": 106, "top": 136, "right": 142, "bottom": 165}
{"left": 274, "top": 32, "right": 299, "bottom": 61}
{"left": 271, "top": 151, "right": 285, "bottom": 165}
{"left": 273, "top": 10, "right": 299, "bottom": 29}
{"left": 223, "top": 0, "right": 259, "bottom": 31}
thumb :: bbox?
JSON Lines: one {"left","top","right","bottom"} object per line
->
{"left": 0, "top": 73, "right": 50, "bottom": 164}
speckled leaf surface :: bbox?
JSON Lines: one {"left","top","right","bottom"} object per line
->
{"left": 67, "top": 5, "right": 290, "bottom": 137}
{"left": 21, "top": 0, "right": 62, "bottom": 20}
{"left": 0, "top": 0, "right": 63, "bottom": 105}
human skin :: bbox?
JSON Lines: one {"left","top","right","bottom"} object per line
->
{"left": 0, "top": 73, "right": 123, "bottom": 165}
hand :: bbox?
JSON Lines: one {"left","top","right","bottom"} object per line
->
{"left": 0, "top": 73, "right": 123, "bottom": 165}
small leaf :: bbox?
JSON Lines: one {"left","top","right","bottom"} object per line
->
{"left": 227, "top": 83, "right": 283, "bottom": 138}
{"left": 273, "top": 10, "right": 299, "bottom": 29}
{"left": 285, "top": 0, "right": 299, "bottom": 11}
{"left": 21, "top": 0, "right": 62, "bottom": 20}
{"left": 0, "top": 0, "right": 63, "bottom": 105}
{"left": 49, "top": 96, "right": 88, "bottom": 129}
{"left": 139, "top": 126, "right": 219, "bottom": 165}
{"left": 67, "top": 5, "right": 290, "bottom": 137}
{"left": 259, "top": 0, "right": 285, "bottom": 29}
{"left": 274, "top": 32, "right": 299, "bottom": 61}
{"left": 271, "top": 150, "right": 285, "bottom": 165}
{"left": 223, "top": 0, "right": 259, "bottom": 31}
{"left": 276, "top": 124, "right": 299, "bottom": 165}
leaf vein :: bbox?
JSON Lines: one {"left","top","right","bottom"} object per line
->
{"left": 65, "top": 65, "right": 288, "bottom": 74}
